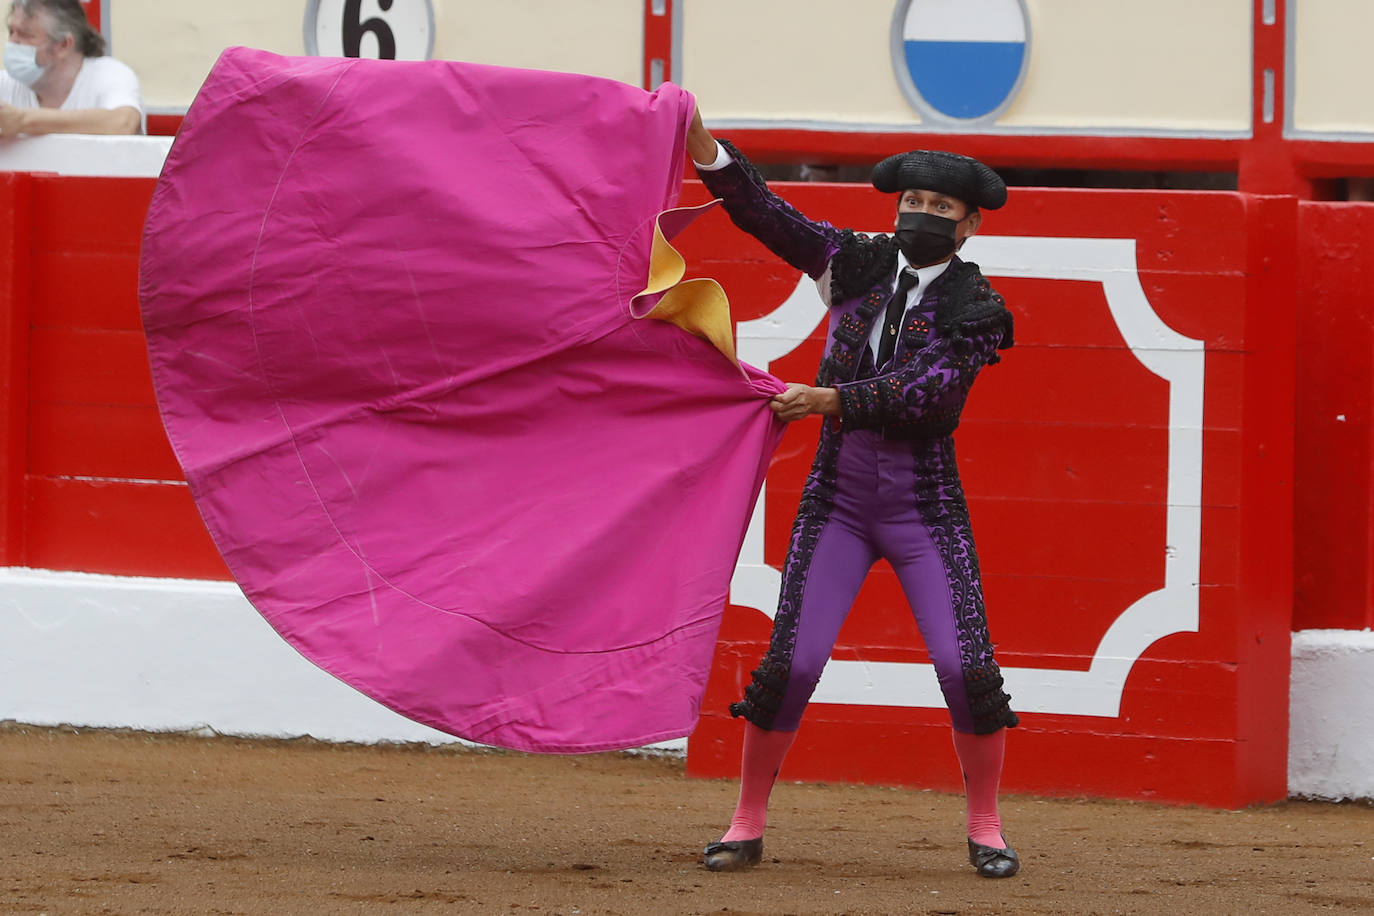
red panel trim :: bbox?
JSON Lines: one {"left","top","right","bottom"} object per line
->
{"left": 1285, "top": 140, "right": 1374, "bottom": 176}
{"left": 28, "top": 403, "right": 182, "bottom": 481}
{"left": 1228, "top": 194, "right": 1298, "bottom": 799}
{"left": 146, "top": 113, "right": 183, "bottom": 138}
{"left": 716, "top": 129, "right": 1248, "bottom": 172}
{"left": 30, "top": 250, "right": 143, "bottom": 331}
{"left": 642, "top": 0, "right": 673, "bottom": 90}
{"left": 32, "top": 176, "right": 155, "bottom": 251}
{"left": 0, "top": 173, "right": 31, "bottom": 565}
{"left": 1239, "top": 0, "right": 1303, "bottom": 194}
{"left": 29, "top": 327, "right": 158, "bottom": 408}
{"left": 25, "top": 476, "right": 229, "bottom": 579}
{"left": 1292, "top": 202, "right": 1374, "bottom": 630}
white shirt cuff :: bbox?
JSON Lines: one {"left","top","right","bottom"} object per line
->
{"left": 693, "top": 141, "right": 732, "bottom": 171}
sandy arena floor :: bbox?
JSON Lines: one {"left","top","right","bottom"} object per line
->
{"left": 2, "top": 724, "right": 1371, "bottom": 915}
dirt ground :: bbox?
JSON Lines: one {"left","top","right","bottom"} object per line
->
{"left": 2, "top": 724, "right": 1371, "bottom": 915}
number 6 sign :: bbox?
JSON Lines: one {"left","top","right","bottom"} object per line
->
{"left": 305, "top": 0, "right": 435, "bottom": 61}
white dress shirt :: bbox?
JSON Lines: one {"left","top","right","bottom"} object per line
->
{"left": 870, "top": 255, "right": 952, "bottom": 362}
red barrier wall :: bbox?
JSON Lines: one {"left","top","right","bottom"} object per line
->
{"left": 675, "top": 183, "right": 1296, "bottom": 807}
{"left": 1293, "top": 203, "right": 1374, "bottom": 631}
{"left": 0, "top": 174, "right": 227, "bottom": 578}
{"left": 2, "top": 173, "right": 1368, "bottom": 806}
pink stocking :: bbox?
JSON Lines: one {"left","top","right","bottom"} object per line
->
{"left": 720, "top": 723, "right": 797, "bottom": 842}
{"left": 951, "top": 728, "right": 1008, "bottom": 848}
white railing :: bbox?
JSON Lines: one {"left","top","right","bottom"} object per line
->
{"left": 0, "top": 133, "right": 171, "bottom": 178}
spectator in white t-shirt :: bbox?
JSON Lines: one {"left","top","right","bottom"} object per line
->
{"left": 0, "top": 0, "right": 140, "bottom": 136}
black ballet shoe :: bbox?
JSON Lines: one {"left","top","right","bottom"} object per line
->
{"left": 703, "top": 838, "right": 763, "bottom": 871}
{"left": 967, "top": 837, "right": 1020, "bottom": 878}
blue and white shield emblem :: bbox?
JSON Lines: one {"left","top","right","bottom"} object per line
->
{"left": 891, "top": 0, "right": 1030, "bottom": 123}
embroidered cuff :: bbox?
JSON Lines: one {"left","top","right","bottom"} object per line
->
{"left": 836, "top": 375, "right": 904, "bottom": 428}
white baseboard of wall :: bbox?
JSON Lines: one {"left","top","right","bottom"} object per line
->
{"left": 1288, "top": 627, "right": 1374, "bottom": 801}
{"left": 7, "top": 567, "right": 1369, "bottom": 790}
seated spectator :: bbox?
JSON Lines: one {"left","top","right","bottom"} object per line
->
{"left": 0, "top": 0, "right": 140, "bottom": 136}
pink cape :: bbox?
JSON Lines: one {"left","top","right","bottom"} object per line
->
{"left": 139, "top": 48, "right": 785, "bottom": 752}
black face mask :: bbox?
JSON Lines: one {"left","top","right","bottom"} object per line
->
{"left": 895, "top": 211, "right": 959, "bottom": 265}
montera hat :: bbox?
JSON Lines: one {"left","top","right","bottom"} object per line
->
{"left": 871, "top": 150, "right": 1007, "bottom": 210}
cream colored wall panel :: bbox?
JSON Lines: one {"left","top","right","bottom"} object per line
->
{"left": 113, "top": 0, "right": 642, "bottom": 112}
{"left": 430, "top": 0, "right": 641, "bottom": 86}
{"left": 999, "top": 0, "right": 1251, "bottom": 131}
{"left": 685, "top": 0, "right": 1250, "bottom": 133}
{"left": 681, "top": 0, "right": 919, "bottom": 125}
{"left": 115, "top": 0, "right": 1252, "bottom": 131}
{"left": 113, "top": 0, "right": 302, "bottom": 110}
{"left": 1290, "top": 0, "right": 1374, "bottom": 134}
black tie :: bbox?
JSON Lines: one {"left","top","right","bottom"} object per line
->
{"left": 876, "top": 268, "right": 919, "bottom": 369}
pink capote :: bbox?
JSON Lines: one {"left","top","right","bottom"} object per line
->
{"left": 139, "top": 47, "right": 785, "bottom": 753}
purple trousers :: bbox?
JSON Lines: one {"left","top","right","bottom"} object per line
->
{"left": 731, "top": 428, "right": 1017, "bottom": 735}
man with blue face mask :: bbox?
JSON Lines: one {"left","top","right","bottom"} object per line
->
{"left": 0, "top": 0, "right": 140, "bottom": 136}
{"left": 684, "top": 111, "right": 1023, "bottom": 880}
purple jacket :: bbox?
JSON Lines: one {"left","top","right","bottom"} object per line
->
{"left": 698, "top": 140, "right": 1013, "bottom": 440}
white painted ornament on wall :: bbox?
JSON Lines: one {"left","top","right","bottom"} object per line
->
{"left": 732, "top": 234, "right": 1205, "bottom": 720}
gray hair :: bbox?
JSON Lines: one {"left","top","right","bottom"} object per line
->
{"left": 11, "top": 0, "right": 105, "bottom": 57}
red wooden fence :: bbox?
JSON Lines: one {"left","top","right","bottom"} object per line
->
{"left": 674, "top": 183, "right": 1297, "bottom": 807}
{"left": 0, "top": 174, "right": 226, "bottom": 577}
{"left": 1292, "top": 203, "right": 1374, "bottom": 631}
{"left": 2, "top": 171, "right": 1370, "bottom": 806}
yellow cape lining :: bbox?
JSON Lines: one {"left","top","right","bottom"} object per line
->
{"left": 631, "top": 202, "right": 736, "bottom": 365}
